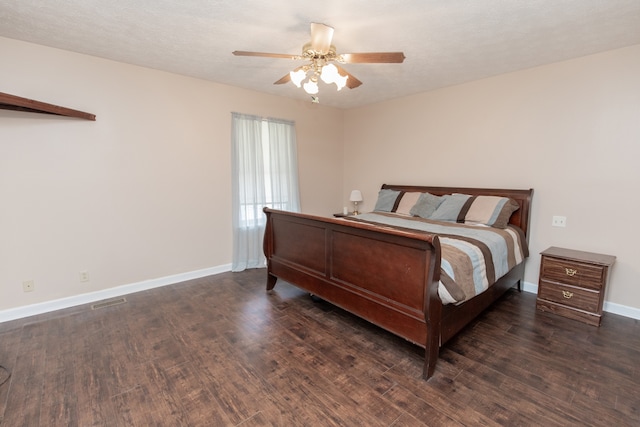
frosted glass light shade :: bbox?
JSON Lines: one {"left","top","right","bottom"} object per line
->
{"left": 290, "top": 69, "right": 306, "bottom": 88}
{"left": 303, "top": 80, "right": 319, "bottom": 94}
{"left": 320, "top": 63, "right": 339, "bottom": 84}
{"left": 350, "top": 190, "right": 363, "bottom": 202}
{"left": 334, "top": 73, "right": 348, "bottom": 90}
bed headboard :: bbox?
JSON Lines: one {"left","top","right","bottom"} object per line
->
{"left": 381, "top": 184, "right": 534, "bottom": 240}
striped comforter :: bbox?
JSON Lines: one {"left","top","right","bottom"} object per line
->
{"left": 346, "top": 212, "right": 529, "bottom": 305}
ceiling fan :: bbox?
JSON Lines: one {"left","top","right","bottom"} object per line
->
{"left": 233, "top": 23, "right": 405, "bottom": 101}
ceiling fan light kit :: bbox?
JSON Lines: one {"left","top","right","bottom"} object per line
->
{"left": 233, "top": 23, "right": 405, "bottom": 102}
{"left": 290, "top": 55, "right": 348, "bottom": 94}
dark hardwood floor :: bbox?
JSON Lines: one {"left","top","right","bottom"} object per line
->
{"left": 0, "top": 269, "right": 638, "bottom": 426}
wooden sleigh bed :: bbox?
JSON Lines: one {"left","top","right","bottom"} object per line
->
{"left": 263, "top": 184, "right": 533, "bottom": 380}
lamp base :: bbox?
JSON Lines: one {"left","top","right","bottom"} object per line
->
{"left": 352, "top": 201, "right": 359, "bottom": 215}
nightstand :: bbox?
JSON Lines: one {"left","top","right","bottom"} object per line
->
{"left": 536, "top": 247, "right": 615, "bottom": 326}
{"left": 333, "top": 212, "right": 354, "bottom": 218}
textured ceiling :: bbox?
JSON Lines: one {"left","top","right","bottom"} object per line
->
{"left": 2, "top": 0, "right": 640, "bottom": 109}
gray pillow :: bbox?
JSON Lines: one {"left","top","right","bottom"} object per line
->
{"left": 373, "top": 189, "right": 401, "bottom": 212}
{"left": 429, "top": 194, "right": 472, "bottom": 221}
{"left": 409, "top": 192, "right": 444, "bottom": 219}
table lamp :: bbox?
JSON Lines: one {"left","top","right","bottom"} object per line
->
{"left": 350, "top": 190, "right": 363, "bottom": 215}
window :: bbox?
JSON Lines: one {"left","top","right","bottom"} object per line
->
{"left": 231, "top": 113, "right": 300, "bottom": 271}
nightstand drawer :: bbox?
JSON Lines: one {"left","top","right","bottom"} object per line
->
{"left": 540, "top": 256, "right": 605, "bottom": 290}
{"left": 538, "top": 280, "right": 599, "bottom": 313}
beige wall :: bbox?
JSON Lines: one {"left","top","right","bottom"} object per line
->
{"left": 344, "top": 44, "right": 640, "bottom": 312}
{"left": 0, "top": 37, "right": 343, "bottom": 313}
{"left": 3, "top": 35, "right": 639, "bottom": 318}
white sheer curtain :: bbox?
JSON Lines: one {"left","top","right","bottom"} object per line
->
{"left": 231, "top": 113, "right": 300, "bottom": 271}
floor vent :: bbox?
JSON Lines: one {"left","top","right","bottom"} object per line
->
{"left": 92, "top": 297, "right": 127, "bottom": 310}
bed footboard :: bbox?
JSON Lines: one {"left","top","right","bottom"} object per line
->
{"left": 263, "top": 208, "right": 442, "bottom": 379}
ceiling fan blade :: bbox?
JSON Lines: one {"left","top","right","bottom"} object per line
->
{"left": 334, "top": 65, "right": 363, "bottom": 89}
{"left": 310, "top": 23, "right": 334, "bottom": 54}
{"left": 232, "top": 50, "right": 295, "bottom": 59}
{"left": 340, "top": 52, "right": 406, "bottom": 64}
{"left": 274, "top": 66, "right": 306, "bottom": 85}
{"left": 273, "top": 73, "right": 291, "bottom": 85}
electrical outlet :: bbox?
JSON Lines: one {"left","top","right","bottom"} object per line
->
{"left": 23, "top": 280, "right": 35, "bottom": 292}
{"left": 552, "top": 215, "right": 567, "bottom": 227}
{"left": 79, "top": 271, "right": 90, "bottom": 283}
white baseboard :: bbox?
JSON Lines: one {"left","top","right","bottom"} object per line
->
{"left": 3, "top": 273, "right": 639, "bottom": 323}
{"left": 0, "top": 264, "right": 232, "bottom": 323}
{"left": 521, "top": 280, "right": 540, "bottom": 295}
{"left": 602, "top": 301, "right": 640, "bottom": 320}
{"left": 522, "top": 280, "right": 640, "bottom": 320}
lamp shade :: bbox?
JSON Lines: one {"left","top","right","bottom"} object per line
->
{"left": 334, "top": 73, "right": 348, "bottom": 90}
{"left": 349, "top": 190, "right": 363, "bottom": 202}
{"left": 290, "top": 69, "right": 306, "bottom": 88}
{"left": 320, "top": 63, "right": 339, "bottom": 84}
{"left": 303, "top": 79, "right": 319, "bottom": 94}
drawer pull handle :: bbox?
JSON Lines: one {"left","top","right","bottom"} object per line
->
{"left": 565, "top": 268, "right": 578, "bottom": 277}
{"left": 562, "top": 290, "right": 573, "bottom": 299}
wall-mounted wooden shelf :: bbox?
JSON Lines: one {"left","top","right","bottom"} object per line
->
{"left": 0, "top": 91, "right": 96, "bottom": 121}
